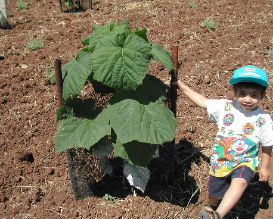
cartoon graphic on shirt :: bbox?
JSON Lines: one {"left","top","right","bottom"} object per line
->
{"left": 218, "top": 136, "right": 236, "bottom": 161}
{"left": 211, "top": 134, "right": 257, "bottom": 173}
{"left": 224, "top": 101, "right": 233, "bottom": 111}
{"left": 232, "top": 136, "right": 253, "bottom": 156}
{"left": 242, "top": 123, "right": 254, "bottom": 135}
{"left": 223, "top": 113, "right": 234, "bottom": 126}
{"left": 208, "top": 99, "right": 273, "bottom": 176}
{"left": 256, "top": 117, "right": 265, "bottom": 127}
{"left": 210, "top": 156, "right": 218, "bottom": 171}
{"left": 228, "top": 130, "right": 234, "bottom": 136}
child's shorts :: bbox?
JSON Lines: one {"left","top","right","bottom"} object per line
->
{"left": 208, "top": 165, "right": 254, "bottom": 199}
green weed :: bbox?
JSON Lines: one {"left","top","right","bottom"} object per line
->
{"left": 189, "top": 0, "right": 197, "bottom": 8}
{"left": 44, "top": 65, "right": 56, "bottom": 85}
{"left": 25, "top": 35, "right": 44, "bottom": 50}
{"left": 103, "top": 194, "right": 115, "bottom": 202}
{"left": 202, "top": 18, "right": 218, "bottom": 30}
{"left": 16, "top": 0, "right": 28, "bottom": 10}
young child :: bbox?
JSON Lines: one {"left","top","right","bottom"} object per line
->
{"left": 175, "top": 65, "right": 273, "bottom": 219}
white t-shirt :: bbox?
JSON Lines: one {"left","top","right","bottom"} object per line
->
{"left": 207, "top": 99, "right": 273, "bottom": 177}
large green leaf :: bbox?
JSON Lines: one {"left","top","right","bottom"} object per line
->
{"left": 68, "top": 98, "right": 96, "bottom": 119}
{"left": 107, "top": 99, "right": 177, "bottom": 145}
{"left": 90, "top": 30, "right": 151, "bottom": 91}
{"left": 133, "top": 27, "right": 148, "bottom": 42}
{"left": 113, "top": 140, "right": 157, "bottom": 167}
{"left": 54, "top": 109, "right": 111, "bottom": 152}
{"left": 62, "top": 51, "right": 92, "bottom": 101}
{"left": 82, "top": 20, "right": 130, "bottom": 52}
{"left": 133, "top": 74, "right": 168, "bottom": 103}
{"left": 109, "top": 74, "right": 167, "bottom": 104}
{"left": 151, "top": 41, "right": 174, "bottom": 71}
{"left": 56, "top": 105, "right": 74, "bottom": 122}
{"left": 93, "top": 137, "right": 114, "bottom": 157}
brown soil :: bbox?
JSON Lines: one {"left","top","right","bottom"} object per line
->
{"left": 0, "top": 0, "right": 272, "bottom": 218}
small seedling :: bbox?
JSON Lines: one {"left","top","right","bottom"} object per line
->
{"left": 44, "top": 65, "right": 56, "bottom": 85}
{"left": 189, "top": 0, "right": 197, "bottom": 8}
{"left": 265, "top": 50, "right": 273, "bottom": 55}
{"left": 64, "top": 0, "right": 73, "bottom": 7}
{"left": 103, "top": 194, "right": 114, "bottom": 202}
{"left": 25, "top": 35, "right": 44, "bottom": 50}
{"left": 202, "top": 18, "right": 218, "bottom": 30}
{"left": 16, "top": 0, "right": 28, "bottom": 10}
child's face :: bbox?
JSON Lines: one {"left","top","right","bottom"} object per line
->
{"left": 233, "top": 86, "right": 265, "bottom": 111}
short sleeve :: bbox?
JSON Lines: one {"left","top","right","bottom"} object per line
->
{"left": 207, "top": 99, "right": 226, "bottom": 123}
{"left": 259, "top": 115, "right": 273, "bottom": 147}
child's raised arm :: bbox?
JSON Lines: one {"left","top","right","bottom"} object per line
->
{"left": 175, "top": 79, "right": 208, "bottom": 109}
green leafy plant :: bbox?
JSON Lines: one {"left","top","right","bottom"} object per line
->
{"left": 189, "top": 0, "right": 197, "bottom": 8}
{"left": 54, "top": 20, "right": 177, "bottom": 192}
{"left": 60, "top": 0, "right": 87, "bottom": 12}
{"left": 64, "top": 0, "right": 73, "bottom": 7}
{"left": 103, "top": 193, "right": 115, "bottom": 202}
{"left": 202, "top": 17, "right": 218, "bottom": 30}
{"left": 25, "top": 35, "right": 44, "bottom": 50}
{"left": 16, "top": 0, "right": 28, "bottom": 10}
{"left": 44, "top": 65, "right": 56, "bottom": 85}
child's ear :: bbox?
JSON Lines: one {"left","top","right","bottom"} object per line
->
{"left": 261, "top": 91, "right": 266, "bottom": 99}
{"left": 232, "top": 87, "right": 237, "bottom": 97}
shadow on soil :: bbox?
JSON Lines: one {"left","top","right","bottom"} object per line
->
{"left": 87, "top": 138, "right": 272, "bottom": 218}
{"left": 227, "top": 174, "right": 273, "bottom": 219}
{"left": 91, "top": 138, "right": 209, "bottom": 207}
{"left": 146, "top": 139, "right": 209, "bottom": 207}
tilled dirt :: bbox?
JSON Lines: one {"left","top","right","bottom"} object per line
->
{"left": 0, "top": 0, "right": 272, "bottom": 218}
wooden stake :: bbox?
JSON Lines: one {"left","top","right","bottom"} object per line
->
{"left": 167, "top": 45, "right": 179, "bottom": 183}
{"left": 54, "top": 59, "right": 63, "bottom": 106}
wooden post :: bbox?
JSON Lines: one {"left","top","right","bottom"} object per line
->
{"left": 170, "top": 45, "right": 178, "bottom": 115}
{"left": 54, "top": 59, "right": 63, "bottom": 106}
{"left": 54, "top": 58, "right": 94, "bottom": 200}
{"left": 0, "top": 0, "right": 11, "bottom": 29}
{"left": 166, "top": 45, "right": 178, "bottom": 183}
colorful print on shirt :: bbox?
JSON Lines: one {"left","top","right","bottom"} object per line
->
{"left": 224, "top": 101, "right": 233, "bottom": 111}
{"left": 210, "top": 134, "right": 257, "bottom": 175}
{"left": 208, "top": 99, "right": 273, "bottom": 177}
{"left": 256, "top": 117, "right": 266, "bottom": 127}
{"left": 223, "top": 113, "right": 234, "bottom": 126}
{"left": 242, "top": 123, "right": 254, "bottom": 135}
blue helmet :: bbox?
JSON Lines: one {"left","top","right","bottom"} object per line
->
{"left": 229, "top": 65, "right": 268, "bottom": 89}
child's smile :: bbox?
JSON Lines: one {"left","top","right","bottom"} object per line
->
{"left": 234, "top": 87, "right": 264, "bottom": 111}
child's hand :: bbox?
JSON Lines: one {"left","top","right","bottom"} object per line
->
{"left": 260, "top": 146, "right": 272, "bottom": 182}
{"left": 259, "top": 167, "right": 269, "bottom": 182}
{"left": 173, "top": 79, "right": 183, "bottom": 88}
{"left": 173, "top": 80, "right": 179, "bottom": 87}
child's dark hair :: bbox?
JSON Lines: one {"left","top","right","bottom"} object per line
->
{"left": 233, "top": 82, "right": 266, "bottom": 94}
